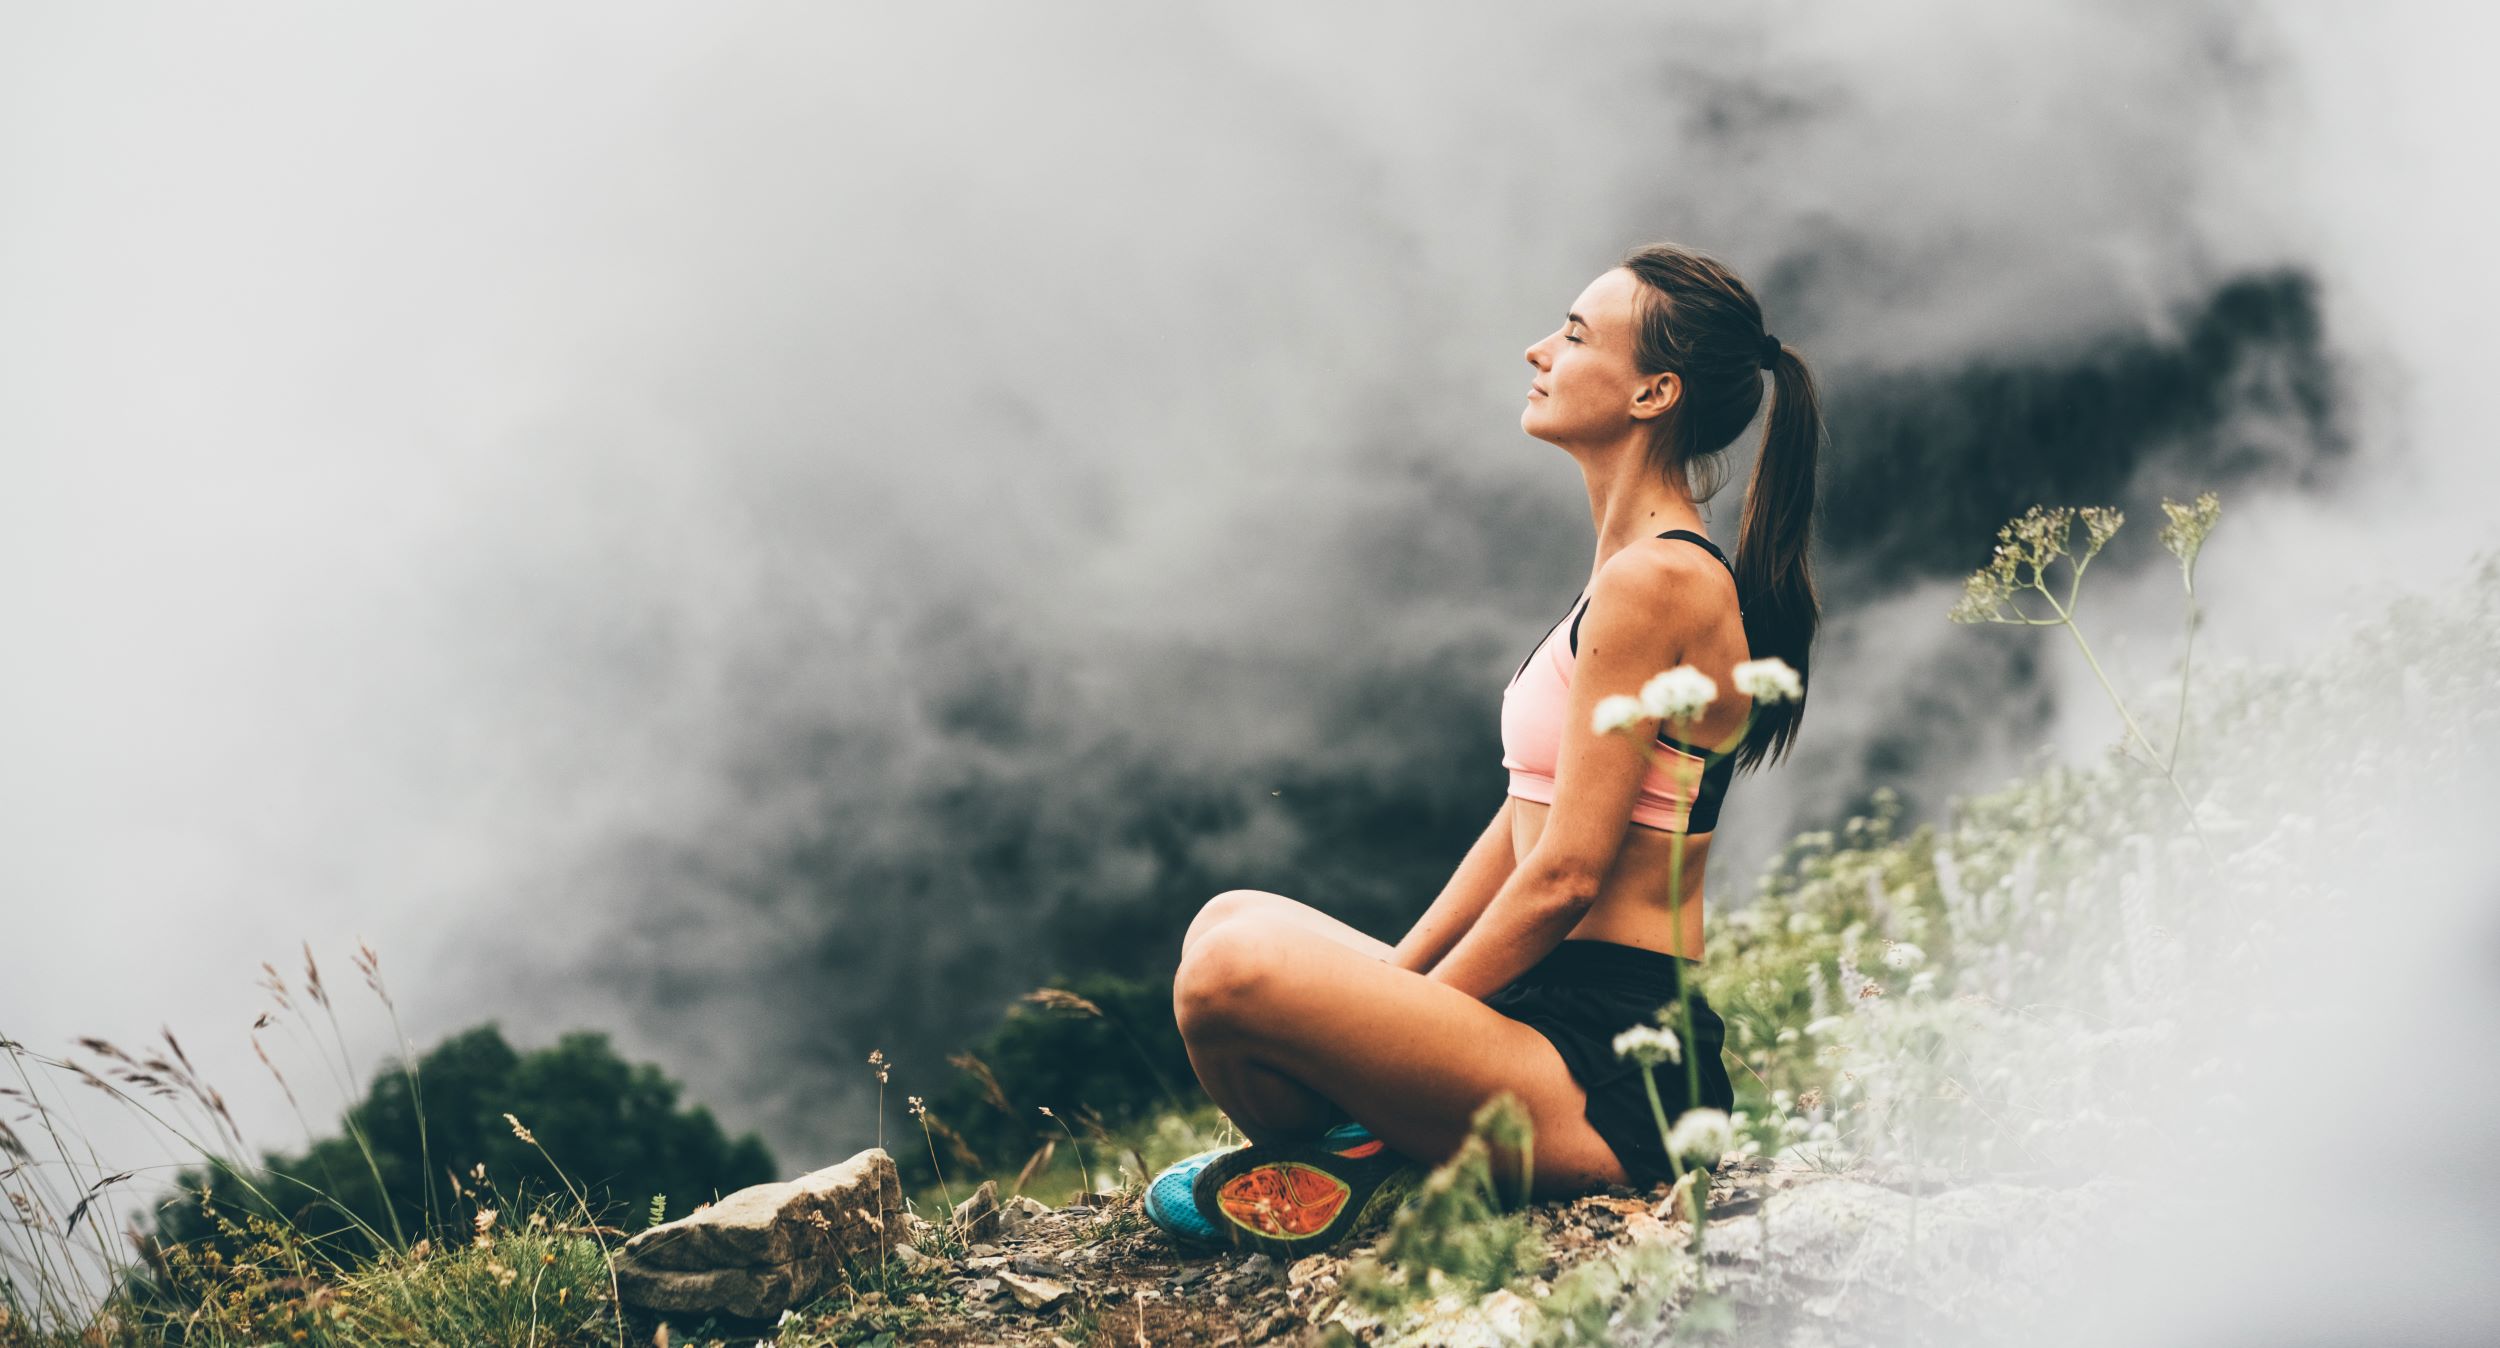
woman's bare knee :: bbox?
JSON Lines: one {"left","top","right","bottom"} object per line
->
{"left": 1174, "top": 916, "right": 1286, "bottom": 1036}
{"left": 1181, "top": 889, "right": 1285, "bottom": 962}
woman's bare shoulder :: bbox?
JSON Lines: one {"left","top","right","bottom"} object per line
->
{"left": 1591, "top": 535, "right": 1730, "bottom": 616}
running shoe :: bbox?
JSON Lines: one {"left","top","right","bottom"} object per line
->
{"left": 1143, "top": 1144, "right": 1240, "bottom": 1249}
{"left": 1190, "top": 1119, "right": 1417, "bottom": 1257}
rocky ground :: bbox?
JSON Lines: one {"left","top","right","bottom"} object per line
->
{"left": 622, "top": 1153, "right": 2128, "bottom": 1347}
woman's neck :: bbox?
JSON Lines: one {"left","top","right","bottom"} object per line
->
{"left": 1577, "top": 450, "right": 1707, "bottom": 582}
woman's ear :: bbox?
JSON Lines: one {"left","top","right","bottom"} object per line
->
{"left": 1629, "top": 371, "right": 1680, "bottom": 422}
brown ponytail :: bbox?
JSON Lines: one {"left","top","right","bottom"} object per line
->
{"left": 1615, "top": 242, "right": 1824, "bottom": 771}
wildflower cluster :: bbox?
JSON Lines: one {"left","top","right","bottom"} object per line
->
{"left": 1610, "top": 1024, "right": 1682, "bottom": 1067}
{"left": 1948, "top": 504, "right": 2121, "bottom": 625}
{"left": 2159, "top": 490, "right": 2221, "bottom": 586}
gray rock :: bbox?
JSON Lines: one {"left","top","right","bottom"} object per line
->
{"left": 995, "top": 1269, "right": 1072, "bottom": 1310}
{"left": 1006, "top": 1193, "right": 1053, "bottom": 1218}
{"left": 1011, "top": 1252, "right": 1075, "bottom": 1280}
{"left": 997, "top": 1192, "right": 1055, "bottom": 1236}
{"left": 612, "top": 1261, "right": 818, "bottom": 1322}
{"left": 953, "top": 1179, "right": 1003, "bottom": 1243}
{"left": 613, "top": 1148, "right": 904, "bottom": 1321}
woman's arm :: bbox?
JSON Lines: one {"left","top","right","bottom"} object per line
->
{"left": 1385, "top": 798, "right": 1520, "bottom": 974}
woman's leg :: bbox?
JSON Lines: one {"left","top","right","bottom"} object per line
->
{"left": 1182, "top": 889, "right": 1395, "bottom": 964}
{"left": 1172, "top": 910, "right": 1627, "bottom": 1196}
{"left": 1176, "top": 892, "right": 1399, "bottom": 1138}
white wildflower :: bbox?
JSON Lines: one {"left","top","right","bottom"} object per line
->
{"left": 1638, "top": 666, "right": 1718, "bottom": 722}
{"left": 1666, "top": 1108, "right": 1733, "bottom": 1167}
{"left": 1590, "top": 694, "right": 1648, "bottom": 736}
{"left": 1730, "top": 657, "right": 1803, "bottom": 704}
{"left": 1881, "top": 941, "right": 1925, "bottom": 971}
{"left": 1612, "top": 1024, "right": 1682, "bottom": 1067}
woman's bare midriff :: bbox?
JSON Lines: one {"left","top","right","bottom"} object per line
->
{"left": 1508, "top": 798, "right": 1711, "bottom": 960}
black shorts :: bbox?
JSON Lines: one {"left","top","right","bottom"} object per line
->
{"left": 1484, "top": 939, "right": 1735, "bottom": 1190}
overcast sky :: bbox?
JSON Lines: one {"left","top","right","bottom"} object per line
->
{"left": 4, "top": 2, "right": 2495, "bottom": 1303}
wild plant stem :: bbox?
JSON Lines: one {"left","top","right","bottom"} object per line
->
{"left": 367, "top": 972, "right": 439, "bottom": 1241}
{"left": 1047, "top": 1113, "right": 1096, "bottom": 1200}
{"left": 290, "top": 983, "right": 407, "bottom": 1250}
{"left": 1665, "top": 829, "right": 1704, "bottom": 1116}
{"left": 1641, "top": 1066, "right": 1683, "bottom": 1196}
{"left": 2168, "top": 595, "right": 2201, "bottom": 773}
{"left": 2039, "top": 588, "right": 2217, "bottom": 864}
{"left": 512, "top": 1133, "right": 625, "bottom": 1348}
{"left": 919, "top": 1120, "right": 957, "bottom": 1217}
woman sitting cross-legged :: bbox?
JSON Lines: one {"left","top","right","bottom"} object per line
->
{"left": 1146, "top": 240, "right": 1825, "bottom": 1256}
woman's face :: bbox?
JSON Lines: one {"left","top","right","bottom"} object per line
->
{"left": 1521, "top": 267, "right": 1678, "bottom": 446}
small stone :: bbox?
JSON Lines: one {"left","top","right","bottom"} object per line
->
{"left": 1239, "top": 1254, "right": 1275, "bottom": 1280}
{"left": 1286, "top": 1253, "right": 1335, "bottom": 1288}
{"left": 1624, "top": 1213, "right": 1672, "bottom": 1244}
{"left": 972, "top": 1276, "right": 1002, "bottom": 1299}
{"left": 1011, "top": 1252, "right": 1075, "bottom": 1280}
{"left": 968, "top": 1243, "right": 1005, "bottom": 1258}
{"left": 995, "top": 1270, "right": 1072, "bottom": 1310}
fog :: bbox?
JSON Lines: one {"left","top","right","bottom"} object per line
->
{"left": 3, "top": 3, "right": 2493, "bottom": 1331}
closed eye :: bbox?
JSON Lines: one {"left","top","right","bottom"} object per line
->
{"left": 1565, "top": 334, "right": 1583, "bottom": 344}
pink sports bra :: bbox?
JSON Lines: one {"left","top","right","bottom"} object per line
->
{"left": 1498, "top": 530, "right": 1742, "bottom": 834}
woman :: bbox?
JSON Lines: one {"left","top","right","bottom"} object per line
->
{"left": 1148, "top": 242, "right": 1824, "bottom": 1255}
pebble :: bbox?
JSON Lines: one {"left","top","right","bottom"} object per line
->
{"left": 995, "top": 1270, "right": 1072, "bottom": 1310}
{"left": 1012, "top": 1252, "right": 1076, "bottom": 1280}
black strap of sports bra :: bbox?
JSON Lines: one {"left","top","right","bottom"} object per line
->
{"left": 1653, "top": 528, "right": 1734, "bottom": 576}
